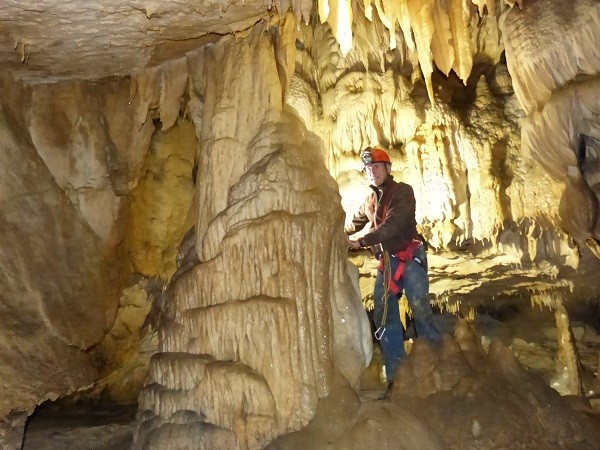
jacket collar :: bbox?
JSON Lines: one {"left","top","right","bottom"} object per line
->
{"left": 370, "top": 174, "right": 394, "bottom": 193}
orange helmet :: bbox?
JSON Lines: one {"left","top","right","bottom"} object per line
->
{"left": 361, "top": 147, "right": 391, "bottom": 165}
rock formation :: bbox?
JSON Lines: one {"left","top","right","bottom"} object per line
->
{"left": 135, "top": 27, "right": 371, "bottom": 448}
{"left": 0, "top": 0, "right": 600, "bottom": 448}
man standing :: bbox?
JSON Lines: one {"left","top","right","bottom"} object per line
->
{"left": 346, "top": 147, "right": 441, "bottom": 384}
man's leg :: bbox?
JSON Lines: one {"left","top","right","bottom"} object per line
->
{"left": 403, "top": 247, "right": 441, "bottom": 343}
{"left": 373, "top": 269, "right": 406, "bottom": 382}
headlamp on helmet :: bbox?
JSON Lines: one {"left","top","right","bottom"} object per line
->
{"left": 361, "top": 147, "right": 391, "bottom": 166}
{"left": 361, "top": 147, "right": 374, "bottom": 165}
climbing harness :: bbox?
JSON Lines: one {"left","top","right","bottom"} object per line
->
{"left": 373, "top": 240, "right": 423, "bottom": 341}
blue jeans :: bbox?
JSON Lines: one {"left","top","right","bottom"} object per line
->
{"left": 372, "top": 246, "right": 441, "bottom": 381}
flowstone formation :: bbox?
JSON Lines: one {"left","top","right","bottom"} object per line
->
{"left": 135, "top": 29, "right": 371, "bottom": 449}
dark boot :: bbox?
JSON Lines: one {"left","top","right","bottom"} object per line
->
{"left": 378, "top": 380, "right": 394, "bottom": 400}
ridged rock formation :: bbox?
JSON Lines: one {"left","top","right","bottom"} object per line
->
{"left": 135, "top": 27, "right": 371, "bottom": 449}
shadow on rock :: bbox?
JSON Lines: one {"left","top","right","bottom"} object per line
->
{"left": 390, "top": 319, "right": 600, "bottom": 449}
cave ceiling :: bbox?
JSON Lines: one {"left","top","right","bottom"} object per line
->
{"left": 0, "top": 0, "right": 275, "bottom": 82}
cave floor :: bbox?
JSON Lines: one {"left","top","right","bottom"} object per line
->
{"left": 21, "top": 310, "right": 600, "bottom": 449}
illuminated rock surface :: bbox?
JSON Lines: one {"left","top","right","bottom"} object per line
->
{"left": 1, "top": 0, "right": 600, "bottom": 448}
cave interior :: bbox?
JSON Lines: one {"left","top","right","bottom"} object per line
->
{"left": 1, "top": 0, "right": 600, "bottom": 448}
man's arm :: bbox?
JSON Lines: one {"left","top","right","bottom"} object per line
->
{"left": 344, "top": 201, "right": 370, "bottom": 236}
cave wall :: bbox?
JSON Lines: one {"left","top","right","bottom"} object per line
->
{"left": 0, "top": 75, "right": 118, "bottom": 419}
{"left": 0, "top": 54, "right": 198, "bottom": 421}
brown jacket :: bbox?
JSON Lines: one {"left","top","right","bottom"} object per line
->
{"left": 345, "top": 175, "right": 419, "bottom": 255}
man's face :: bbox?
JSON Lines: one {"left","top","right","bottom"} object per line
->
{"left": 364, "top": 162, "right": 389, "bottom": 186}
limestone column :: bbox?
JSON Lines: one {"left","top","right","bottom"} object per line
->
{"left": 135, "top": 20, "right": 370, "bottom": 450}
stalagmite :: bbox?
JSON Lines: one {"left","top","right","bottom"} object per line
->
{"left": 135, "top": 22, "right": 370, "bottom": 450}
{"left": 554, "top": 297, "right": 584, "bottom": 396}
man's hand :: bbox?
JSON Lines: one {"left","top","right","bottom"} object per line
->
{"left": 346, "top": 235, "right": 361, "bottom": 249}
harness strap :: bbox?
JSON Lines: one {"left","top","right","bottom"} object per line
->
{"left": 375, "top": 250, "right": 392, "bottom": 340}
{"left": 377, "top": 240, "right": 423, "bottom": 295}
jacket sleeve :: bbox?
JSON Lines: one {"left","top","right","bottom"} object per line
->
{"left": 344, "top": 198, "right": 371, "bottom": 235}
{"left": 360, "top": 184, "right": 415, "bottom": 246}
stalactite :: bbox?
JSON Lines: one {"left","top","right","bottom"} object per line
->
{"left": 430, "top": 0, "right": 454, "bottom": 76}
{"left": 395, "top": 0, "right": 417, "bottom": 52}
{"left": 407, "top": 0, "right": 436, "bottom": 102}
{"left": 448, "top": 0, "right": 474, "bottom": 84}
{"left": 318, "top": 0, "right": 330, "bottom": 21}
{"left": 158, "top": 58, "right": 188, "bottom": 131}
{"left": 321, "top": 0, "right": 354, "bottom": 55}
{"left": 471, "top": 0, "right": 496, "bottom": 16}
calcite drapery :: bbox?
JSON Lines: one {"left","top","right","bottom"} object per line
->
{"left": 502, "top": 0, "right": 600, "bottom": 115}
{"left": 136, "top": 26, "right": 370, "bottom": 449}
{"left": 520, "top": 80, "right": 600, "bottom": 241}
{"left": 505, "top": 0, "right": 600, "bottom": 242}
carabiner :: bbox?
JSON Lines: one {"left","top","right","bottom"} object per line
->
{"left": 374, "top": 327, "right": 386, "bottom": 340}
